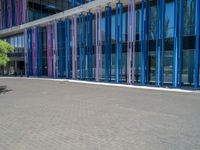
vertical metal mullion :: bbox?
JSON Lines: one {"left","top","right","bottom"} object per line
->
{"left": 194, "top": 0, "right": 200, "bottom": 89}
{"left": 37, "top": 27, "right": 42, "bottom": 77}
{"left": 86, "top": 12, "right": 93, "bottom": 80}
{"left": 127, "top": 0, "right": 136, "bottom": 84}
{"left": 28, "top": 29, "right": 33, "bottom": 76}
{"left": 79, "top": 14, "right": 85, "bottom": 80}
{"left": 178, "top": 0, "right": 183, "bottom": 87}
{"left": 24, "top": 29, "right": 28, "bottom": 76}
{"left": 173, "top": 0, "right": 183, "bottom": 88}
{"left": 52, "top": 21, "right": 58, "bottom": 78}
{"left": 57, "top": 21, "right": 61, "bottom": 77}
{"left": 96, "top": 7, "right": 102, "bottom": 82}
{"left": 173, "top": 0, "right": 178, "bottom": 87}
{"left": 115, "top": 1, "right": 123, "bottom": 83}
{"left": 105, "top": 5, "right": 112, "bottom": 82}
{"left": 161, "top": 0, "right": 165, "bottom": 86}
{"left": 65, "top": 18, "right": 71, "bottom": 79}
{"left": 58, "top": 21, "right": 65, "bottom": 78}
{"left": 4, "top": 0, "right": 8, "bottom": 28}
{"left": 156, "top": 0, "right": 160, "bottom": 86}
{"left": 72, "top": 16, "right": 78, "bottom": 79}
{"left": 145, "top": 0, "right": 150, "bottom": 84}
{"left": 72, "top": 0, "right": 77, "bottom": 7}
{"left": 140, "top": 0, "right": 145, "bottom": 85}
{"left": 156, "top": 0, "right": 165, "bottom": 87}
{"left": 32, "top": 27, "right": 37, "bottom": 76}
{"left": 47, "top": 23, "right": 53, "bottom": 77}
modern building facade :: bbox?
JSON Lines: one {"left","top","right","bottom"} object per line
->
{"left": 0, "top": 0, "right": 199, "bottom": 89}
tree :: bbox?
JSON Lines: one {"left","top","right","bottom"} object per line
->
{"left": 0, "top": 40, "right": 14, "bottom": 66}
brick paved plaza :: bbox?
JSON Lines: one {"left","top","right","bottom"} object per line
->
{"left": 0, "top": 78, "right": 200, "bottom": 150}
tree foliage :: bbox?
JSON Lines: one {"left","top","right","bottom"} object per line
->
{"left": 0, "top": 40, "right": 14, "bottom": 66}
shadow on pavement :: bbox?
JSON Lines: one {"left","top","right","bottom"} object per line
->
{"left": 0, "top": 86, "right": 12, "bottom": 95}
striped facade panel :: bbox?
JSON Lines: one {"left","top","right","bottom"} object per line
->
{"left": 57, "top": 21, "right": 65, "bottom": 78}
{"left": 37, "top": 27, "right": 42, "bottom": 77}
{"left": 53, "top": 21, "right": 58, "bottom": 78}
{"left": 28, "top": 29, "right": 33, "bottom": 76}
{"left": 0, "top": 0, "right": 26, "bottom": 29}
{"left": 32, "top": 27, "right": 37, "bottom": 76}
{"left": 47, "top": 24, "right": 53, "bottom": 77}
{"left": 24, "top": 29, "right": 28, "bottom": 76}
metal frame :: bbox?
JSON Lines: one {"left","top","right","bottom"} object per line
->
{"left": 72, "top": 16, "right": 78, "bottom": 79}
{"left": 72, "top": 0, "right": 77, "bottom": 7}
{"left": 47, "top": 23, "right": 53, "bottom": 77}
{"left": 78, "top": 13, "right": 85, "bottom": 80}
{"left": 53, "top": 21, "right": 58, "bottom": 78}
{"left": 65, "top": 18, "right": 71, "bottom": 79}
{"left": 115, "top": 1, "right": 123, "bottom": 83}
{"left": 194, "top": 0, "right": 200, "bottom": 89}
{"left": 57, "top": 21, "right": 65, "bottom": 78}
{"left": 32, "top": 27, "right": 37, "bottom": 76}
{"left": 140, "top": 0, "right": 150, "bottom": 85}
{"left": 27, "top": 28, "right": 33, "bottom": 76}
{"left": 96, "top": 7, "right": 102, "bottom": 82}
{"left": 173, "top": 0, "right": 183, "bottom": 88}
{"left": 127, "top": 0, "right": 136, "bottom": 84}
{"left": 4, "top": 0, "right": 8, "bottom": 28}
{"left": 156, "top": 0, "right": 165, "bottom": 87}
{"left": 36, "top": 26, "right": 42, "bottom": 77}
{"left": 105, "top": 5, "right": 112, "bottom": 82}
{"left": 86, "top": 12, "right": 94, "bottom": 80}
{"left": 24, "top": 29, "right": 28, "bottom": 76}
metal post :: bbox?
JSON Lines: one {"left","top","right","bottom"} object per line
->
{"left": 96, "top": 7, "right": 102, "bottom": 82}
{"left": 105, "top": 5, "right": 112, "bottom": 82}
{"left": 72, "top": 0, "right": 77, "bottom": 7}
{"left": 53, "top": 21, "right": 58, "bottom": 78}
{"left": 11, "top": 0, "right": 15, "bottom": 26}
{"left": 37, "top": 27, "right": 42, "bottom": 77}
{"left": 7, "top": 0, "right": 12, "bottom": 28}
{"left": 24, "top": 29, "right": 28, "bottom": 76}
{"left": 115, "top": 1, "right": 123, "bottom": 83}
{"left": 145, "top": 0, "right": 150, "bottom": 83}
{"left": 140, "top": 0, "right": 150, "bottom": 85}
{"left": 22, "top": 0, "right": 27, "bottom": 23}
{"left": 65, "top": 18, "right": 71, "bottom": 79}
{"left": 156, "top": 0, "right": 165, "bottom": 87}
{"left": 27, "top": 29, "right": 33, "bottom": 76}
{"left": 47, "top": 23, "right": 53, "bottom": 77}
{"left": 4, "top": 0, "right": 8, "bottom": 28}
{"left": 127, "top": 0, "right": 136, "bottom": 84}
{"left": 173, "top": 0, "right": 183, "bottom": 88}
{"left": 57, "top": 21, "right": 65, "bottom": 78}
{"left": 140, "top": 0, "right": 145, "bottom": 85}
{"left": 78, "top": 14, "right": 85, "bottom": 80}
{"left": 72, "top": 16, "right": 78, "bottom": 79}
{"left": 194, "top": 0, "right": 200, "bottom": 89}
{"left": 32, "top": 27, "right": 37, "bottom": 76}
{"left": 86, "top": 12, "right": 93, "bottom": 80}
